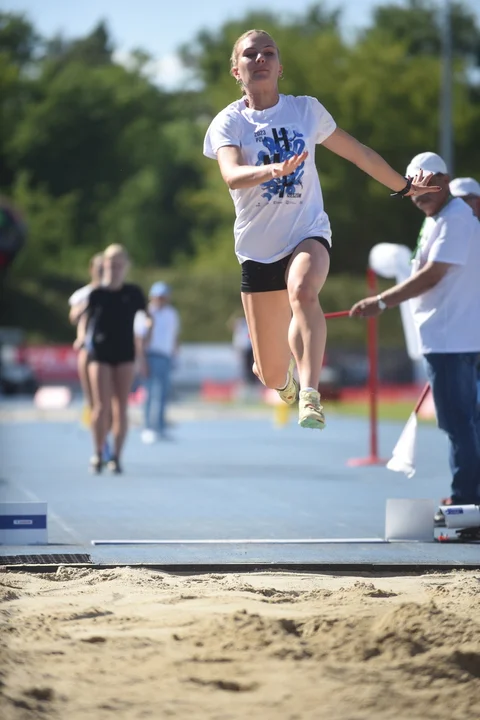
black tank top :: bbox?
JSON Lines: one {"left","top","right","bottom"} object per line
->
{"left": 87, "top": 283, "right": 146, "bottom": 356}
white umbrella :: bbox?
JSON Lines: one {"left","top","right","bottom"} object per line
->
{"left": 387, "top": 382, "right": 431, "bottom": 478}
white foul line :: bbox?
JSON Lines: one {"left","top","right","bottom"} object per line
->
{"left": 91, "top": 538, "right": 387, "bottom": 546}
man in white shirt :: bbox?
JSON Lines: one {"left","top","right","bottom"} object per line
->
{"left": 449, "top": 177, "right": 480, "bottom": 220}
{"left": 351, "top": 152, "right": 480, "bottom": 513}
{"left": 134, "top": 282, "right": 180, "bottom": 443}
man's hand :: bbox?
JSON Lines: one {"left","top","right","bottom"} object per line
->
{"left": 350, "top": 296, "right": 383, "bottom": 318}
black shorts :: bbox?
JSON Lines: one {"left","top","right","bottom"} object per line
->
{"left": 240, "top": 237, "right": 331, "bottom": 293}
{"left": 88, "top": 346, "right": 135, "bottom": 366}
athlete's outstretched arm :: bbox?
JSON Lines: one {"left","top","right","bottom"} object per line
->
{"left": 322, "top": 128, "right": 440, "bottom": 196}
{"left": 217, "top": 146, "right": 308, "bottom": 190}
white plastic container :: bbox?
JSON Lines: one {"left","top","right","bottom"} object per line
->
{"left": 442, "top": 505, "right": 480, "bottom": 530}
{"left": 0, "top": 502, "right": 48, "bottom": 545}
{"left": 385, "top": 498, "right": 435, "bottom": 542}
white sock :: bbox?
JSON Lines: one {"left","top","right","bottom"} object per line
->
{"left": 302, "top": 387, "right": 317, "bottom": 394}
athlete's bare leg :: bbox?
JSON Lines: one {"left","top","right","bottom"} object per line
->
{"left": 286, "top": 239, "right": 330, "bottom": 390}
{"left": 241, "top": 289, "right": 292, "bottom": 389}
{"left": 110, "top": 362, "right": 135, "bottom": 460}
{"left": 88, "top": 362, "right": 113, "bottom": 457}
{"left": 77, "top": 348, "right": 92, "bottom": 409}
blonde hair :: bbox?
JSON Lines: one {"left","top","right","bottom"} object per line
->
{"left": 230, "top": 29, "right": 279, "bottom": 73}
{"left": 104, "top": 243, "right": 129, "bottom": 261}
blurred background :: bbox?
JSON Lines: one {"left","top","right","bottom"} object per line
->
{"left": 0, "top": 0, "right": 479, "bottom": 405}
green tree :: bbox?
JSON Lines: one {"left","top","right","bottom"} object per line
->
{"left": 44, "top": 21, "right": 113, "bottom": 68}
{"left": 10, "top": 172, "right": 78, "bottom": 273}
{"left": 1, "top": 4, "right": 480, "bottom": 345}
{"left": 0, "top": 12, "right": 39, "bottom": 65}
{"left": 365, "top": 0, "right": 480, "bottom": 64}
{"left": 0, "top": 13, "right": 40, "bottom": 189}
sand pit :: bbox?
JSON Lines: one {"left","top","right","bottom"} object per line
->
{"left": 1, "top": 567, "right": 480, "bottom": 719}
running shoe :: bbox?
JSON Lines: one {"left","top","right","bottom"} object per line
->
{"left": 107, "top": 457, "right": 122, "bottom": 474}
{"left": 89, "top": 453, "right": 103, "bottom": 474}
{"left": 276, "top": 357, "right": 299, "bottom": 405}
{"left": 298, "top": 389, "right": 326, "bottom": 430}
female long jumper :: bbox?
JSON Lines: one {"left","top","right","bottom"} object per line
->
{"left": 204, "top": 29, "right": 438, "bottom": 430}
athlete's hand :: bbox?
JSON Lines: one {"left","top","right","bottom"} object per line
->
{"left": 270, "top": 151, "right": 308, "bottom": 179}
{"left": 405, "top": 169, "right": 441, "bottom": 197}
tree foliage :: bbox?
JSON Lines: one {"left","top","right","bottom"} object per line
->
{"left": 0, "top": 3, "right": 479, "bottom": 339}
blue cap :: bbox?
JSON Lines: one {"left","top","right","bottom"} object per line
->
{"left": 149, "top": 281, "right": 170, "bottom": 298}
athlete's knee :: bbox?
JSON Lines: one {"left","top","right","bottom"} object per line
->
{"left": 112, "top": 401, "right": 128, "bottom": 425}
{"left": 288, "top": 279, "right": 319, "bottom": 307}
{"left": 91, "top": 402, "right": 107, "bottom": 421}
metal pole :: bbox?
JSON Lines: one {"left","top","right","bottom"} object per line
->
{"left": 440, "top": 0, "right": 454, "bottom": 173}
{"left": 347, "top": 268, "right": 386, "bottom": 467}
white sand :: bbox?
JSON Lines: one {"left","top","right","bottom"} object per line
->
{"left": 1, "top": 567, "right": 480, "bottom": 719}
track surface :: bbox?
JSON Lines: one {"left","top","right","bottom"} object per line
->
{"left": 1, "top": 403, "right": 478, "bottom": 564}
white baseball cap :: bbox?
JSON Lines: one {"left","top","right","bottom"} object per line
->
{"left": 405, "top": 152, "right": 448, "bottom": 178}
{"left": 449, "top": 177, "right": 480, "bottom": 198}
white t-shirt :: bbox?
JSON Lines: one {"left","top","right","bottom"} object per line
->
{"left": 134, "top": 305, "right": 180, "bottom": 358}
{"left": 68, "top": 284, "right": 92, "bottom": 307}
{"left": 410, "top": 198, "right": 480, "bottom": 353}
{"left": 203, "top": 94, "right": 336, "bottom": 264}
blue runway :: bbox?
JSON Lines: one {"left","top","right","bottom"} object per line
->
{"left": 1, "top": 406, "right": 478, "bottom": 565}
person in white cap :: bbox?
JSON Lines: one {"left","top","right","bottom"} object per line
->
{"left": 351, "top": 151, "right": 480, "bottom": 517}
{"left": 134, "top": 282, "right": 180, "bottom": 443}
{"left": 449, "top": 177, "right": 480, "bottom": 220}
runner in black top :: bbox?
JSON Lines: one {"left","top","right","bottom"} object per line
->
{"left": 86, "top": 244, "right": 148, "bottom": 474}
{"left": 88, "top": 283, "right": 145, "bottom": 365}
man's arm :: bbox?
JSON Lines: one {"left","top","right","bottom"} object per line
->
{"left": 350, "top": 261, "right": 452, "bottom": 317}
{"left": 381, "top": 261, "right": 452, "bottom": 307}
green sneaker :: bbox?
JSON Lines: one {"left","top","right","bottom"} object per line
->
{"left": 276, "top": 357, "right": 299, "bottom": 405}
{"left": 298, "top": 389, "right": 326, "bottom": 430}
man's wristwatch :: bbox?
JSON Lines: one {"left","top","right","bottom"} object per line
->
{"left": 376, "top": 295, "right": 387, "bottom": 311}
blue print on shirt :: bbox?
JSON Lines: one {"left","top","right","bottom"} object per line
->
{"left": 255, "top": 127, "right": 305, "bottom": 202}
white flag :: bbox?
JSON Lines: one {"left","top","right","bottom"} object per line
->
{"left": 386, "top": 412, "right": 418, "bottom": 479}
